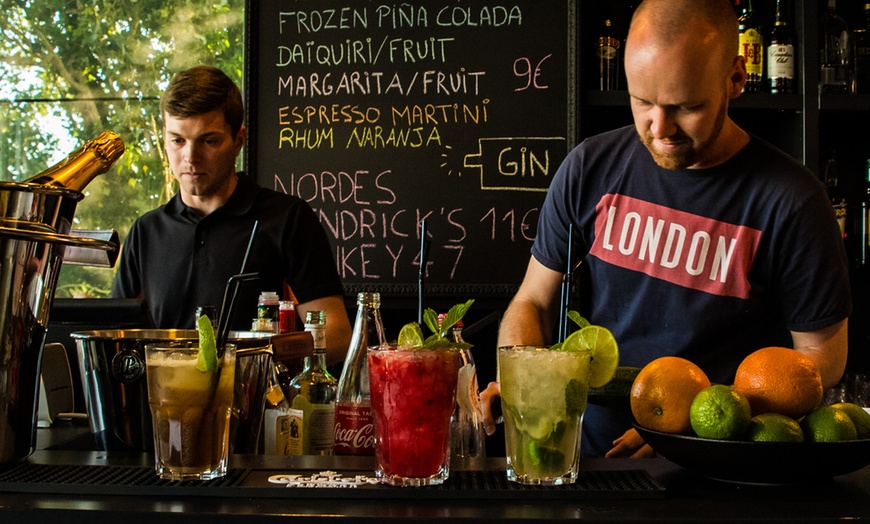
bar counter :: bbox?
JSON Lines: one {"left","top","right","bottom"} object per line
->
{"left": 1, "top": 421, "right": 869, "bottom": 523}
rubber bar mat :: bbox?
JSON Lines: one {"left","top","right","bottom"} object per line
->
{"left": 0, "top": 463, "right": 665, "bottom": 500}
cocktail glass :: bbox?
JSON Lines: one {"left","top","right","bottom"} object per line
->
{"left": 368, "top": 346, "right": 460, "bottom": 486}
{"left": 145, "top": 342, "right": 237, "bottom": 480}
{"left": 498, "top": 345, "right": 591, "bottom": 485}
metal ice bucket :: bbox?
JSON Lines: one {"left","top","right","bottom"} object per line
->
{"left": 0, "top": 181, "right": 117, "bottom": 464}
{"left": 71, "top": 329, "right": 277, "bottom": 453}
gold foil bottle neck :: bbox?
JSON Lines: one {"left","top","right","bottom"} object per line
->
{"left": 23, "top": 131, "right": 125, "bottom": 192}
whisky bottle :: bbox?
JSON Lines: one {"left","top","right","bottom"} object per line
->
{"left": 820, "top": 0, "right": 851, "bottom": 94}
{"left": 333, "top": 292, "right": 386, "bottom": 455}
{"left": 286, "top": 311, "right": 336, "bottom": 455}
{"left": 853, "top": 4, "right": 870, "bottom": 94}
{"left": 767, "top": 0, "right": 795, "bottom": 94}
{"left": 23, "top": 131, "right": 124, "bottom": 191}
{"left": 823, "top": 155, "right": 848, "bottom": 240}
{"left": 737, "top": 0, "right": 764, "bottom": 93}
{"left": 597, "top": 18, "right": 620, "bottom": 91}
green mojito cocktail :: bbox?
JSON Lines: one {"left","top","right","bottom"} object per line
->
{"left": 499, "top": 345, "right": 591, "bottom": 485}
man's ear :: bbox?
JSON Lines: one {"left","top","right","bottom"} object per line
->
{"left": 729, "top": 56, "right": 748, "bottom": 99}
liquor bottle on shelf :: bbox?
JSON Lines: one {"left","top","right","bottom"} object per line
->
{"left": 285, "top": 310, "right": 337, "bottom": 455}
{"left": 597, "top": 18, "right": 620, "bottom": 91}
{"left": 767, "top": 0, "right": 795, "bottom": 94}
{"left": 859, "top": 159, "right": 870, "bottom": 270}
{"left": 737, "top": 0, "right": 764, "bottom": 93}
{"left": 262, "top": 359, "right": 293, "bottom": 455}
{"left": 853, "top": 3, "right": 870, "bottom": 94}
{"left": 333, "top": 292, "right": 386, "bottom": 456}
{"left": 23, "top": 131, "right": 124, "bottom": 191}
{"left": 440, "top": 315, "right": 485, "bottom": 458}
{"left": 819, "top": 0, "right": 851, "bottom": 94}
{"left": 823, "top": 154, "right": 848, "bottom": 240}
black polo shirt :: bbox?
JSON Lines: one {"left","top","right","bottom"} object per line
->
{"left": 111, "top": 172, "right": 343, "bottom": 330}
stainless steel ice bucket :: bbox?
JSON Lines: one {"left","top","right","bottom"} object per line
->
{"left": 71, "top": 329, "right": 275, "bottom": 454}
{"left": 0, "top": 181, "right": 117, "bottom": 464}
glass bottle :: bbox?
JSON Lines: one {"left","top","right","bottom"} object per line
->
{"left": 279, "top": 300, "right": 297, "bottom": 333}
{"left": 853, "top": 4, "right": 870, "bottom": 94}
{"left": 440, "top": 315, "right": 485, "bottom": 458}
{"left": 820, "top": 0, "right": 851, "bottom": 94}
{"left": 257, "top": 291, "right": 280, "bottom": 333}
{"left": 286, "top": 311, "right": 336, "bottom": 455}
{"left": 823, "top": 154, "right": 848, "bottom": 240}
{"left": 262, "top": 359, "right": 293, "bottom": 455}
{"left": 333, "top": 292, "right": 386, "bottom": 455}
{"left": 860, "top": 159, "right": 870, "bottom": 269}
{"left": 737, "top": 0, "right": 764, "bottom": 93}
{"left": 23, "top": 131, "right": 125, "bottom": 191}
{"left": 767, "top": 0, "right": 794, "bottom": 94}
{"left": 597, "top": 18, "right": 620, "bottom": 91}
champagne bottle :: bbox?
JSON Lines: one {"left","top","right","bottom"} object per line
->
{"left": 854, "top": 4, "right": 870, "bottom": 94}
{"left": 737, "top": 0, "right": 764, "bottom": 93}
{"left": 767, "top": 0, "right": 795, "bottom": 94}
{"left": 333, "top": 292, "right": 386, "bottom": 455}
{"left": 286, "top": 311, "right": 336, "bottom": 455}
{"left": 23, "top": 131, "right": 124, "bottom": 191}
{"left": 820, "top": 0, "right": 851, "bottom": 94}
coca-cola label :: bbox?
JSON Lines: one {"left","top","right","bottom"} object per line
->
{"left": 333, "top": 404, "right": 375, "bottom": 455}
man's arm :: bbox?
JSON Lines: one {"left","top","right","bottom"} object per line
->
{"left": 497, "top": 257, "right": 566, "bottom": 347}
{"left": 296, "top": 295, "right": 352, "bottom": 366}
{"left": 792, "top": 318, "right": 848, "bottom": 390}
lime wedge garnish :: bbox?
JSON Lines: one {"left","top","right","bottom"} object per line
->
{"left": 195, "top": 314, "right": 218, "bottom": 373}
{"left": 397, "top": 322, "right": 425, "bottom": 347}
{"left": 562, "top": 325, "right": 619, "bottom": 388}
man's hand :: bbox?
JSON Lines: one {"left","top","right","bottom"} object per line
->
{"left": 480, "top": 381, "right": 502, "bottom": 435}
{"left": 605, "top": 428, "right": 655, "bottom": 458}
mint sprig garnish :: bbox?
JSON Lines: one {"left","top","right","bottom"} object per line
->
{"left": 399, "top": 299, "right": 474, "bottom": 350}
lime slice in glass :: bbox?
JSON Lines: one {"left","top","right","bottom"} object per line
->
{"left": 397, "top": 322, "right": 424, "bottom": 347}
{"left": 196, "top": 314, "right": 218, "bottom": 373}
{"left": 562, "top": 325, "right": 619, "bottom": 388}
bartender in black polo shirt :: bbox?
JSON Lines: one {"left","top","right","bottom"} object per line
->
{"left": 111, "top": 66, "right": 352, "bottom": 364}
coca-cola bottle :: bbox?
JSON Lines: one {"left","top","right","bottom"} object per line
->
{"left": 23, "top": 131, "right": 124, "bottom": 191}
{"left": 441, "top": 315, "right": 485, "bottom": 458}
{"left": 333, "top": 292, "right": 386, "bottom": 455}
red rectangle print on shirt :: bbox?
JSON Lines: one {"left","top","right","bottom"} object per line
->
{"left": 590, "top": 194, "right": 761, "bottom": 299}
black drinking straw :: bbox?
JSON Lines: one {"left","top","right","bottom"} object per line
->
{"left": 217, "top": 220, "right": 260, "bottom": 352}
{"left": 557, "top": 224, "right": 574, "bottom": 343}
{"left": 418, "top": 219, "right": 431, "bottom": 326}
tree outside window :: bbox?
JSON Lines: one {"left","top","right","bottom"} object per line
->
{"left": 0, "top": 0, "right": 245, "bottom": 297}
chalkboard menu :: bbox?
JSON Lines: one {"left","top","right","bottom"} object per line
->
{"left": 245, "top": 0, "right": 577, "bottom": 297}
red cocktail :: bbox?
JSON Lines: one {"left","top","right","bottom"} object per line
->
{"left": 368, "top": 346, "right": 460, "bottom": 486}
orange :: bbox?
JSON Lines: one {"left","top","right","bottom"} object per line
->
{"left": 630, "top": 356, "right": 711, "bottom": 434}
{"left": 733, "top": 346, "right": 823, "bottom": 419}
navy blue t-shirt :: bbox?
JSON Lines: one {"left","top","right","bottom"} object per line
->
{"left": 533, "top": 126, "right": 852, "bottom": 455}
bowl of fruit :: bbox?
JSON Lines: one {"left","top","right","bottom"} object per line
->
{"left": 630, "top": 348, "right": 870, "bottom": 484}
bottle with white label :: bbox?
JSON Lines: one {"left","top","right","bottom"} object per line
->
{"left": 286, "top": 311, "right": 336, "bottom": 455}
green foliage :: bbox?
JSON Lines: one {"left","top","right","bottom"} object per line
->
{"left": 0, "top": 0, "right": 246, "bottom": 297}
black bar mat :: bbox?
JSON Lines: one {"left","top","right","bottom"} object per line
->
{"left": 0, "top": 463, "right": 665, "bottom": 500}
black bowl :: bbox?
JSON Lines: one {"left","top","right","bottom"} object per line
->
{"left": 634, "top": 424, "right": 870, "bottom": 484}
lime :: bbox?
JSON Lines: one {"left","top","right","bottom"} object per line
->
{"left": 527, "top": 439, "right": 566, "bottom": 469}
{"left": 195, "top": 314, "right": 218, "bottom": 373}
{"left": 801, "top": 406, "right": 858, "bottom": 442}
{"left": 745, "top": 413, "right": 804, "bottom": 443}
{"left": 830, "top": 403, "right": 870, "bottom": 440}
{"left": 689, "top": 385, "right": 752, "bottom": 440}
{"left": 562, "top": 325, "right": 619, "bottom": 388}
{"left": 397, "top": 322, "right": 424, "bottom": 347}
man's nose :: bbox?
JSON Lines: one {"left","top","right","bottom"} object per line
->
{"left": 648, "top": 107, "right": 676, "bottom": 139}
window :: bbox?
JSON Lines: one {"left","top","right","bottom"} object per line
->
{"left": 0, "top": 0, "right": 245, "bottom": 297}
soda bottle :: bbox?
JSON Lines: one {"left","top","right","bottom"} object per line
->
{"left": 333, "top": 292, "right": 386, "bottom": 455}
